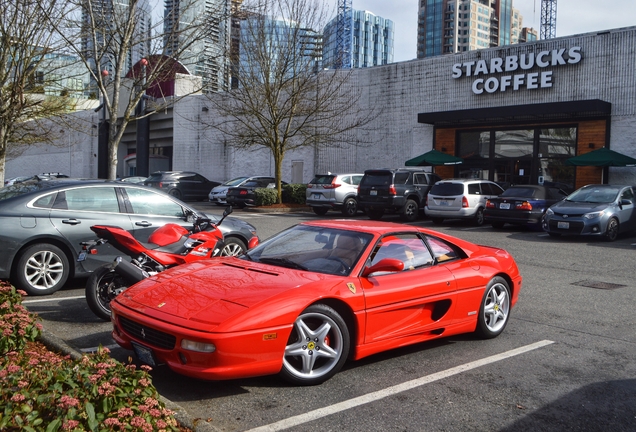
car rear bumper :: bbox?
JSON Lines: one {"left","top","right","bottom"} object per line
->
{"left": 425, "top": 207, "right": 477, "bottom": 218}
{"left": 484, "top": 211, "right": 543, "bottom": 225}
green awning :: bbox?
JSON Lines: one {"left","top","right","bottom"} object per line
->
{"left": 565, "top": 147, "right": 636, "bottom": 167}
{"left": 405, "top": 149, "right": 463, "bottom": 166}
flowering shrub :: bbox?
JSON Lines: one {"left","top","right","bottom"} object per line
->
{"left": 0, "top": 281, "right": 181, "bottom": 431}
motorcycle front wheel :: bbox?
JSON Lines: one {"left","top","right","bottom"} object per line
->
{"left": 86, "top": 265, "right": 130, "bottom": 321}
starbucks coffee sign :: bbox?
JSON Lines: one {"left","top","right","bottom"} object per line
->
{"left": 451, "top": 47, "right": 582, "bottom": 94}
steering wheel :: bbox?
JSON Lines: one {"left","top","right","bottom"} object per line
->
{"left": 329, "top": 257, "right": 350, "bottom": 274}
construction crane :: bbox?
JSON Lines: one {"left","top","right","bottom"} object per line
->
{"left": 334, "top": 0, "right": 352, "bottom": 68}
{"left": 540, "top": 0, "right": 557, "bottom": 39}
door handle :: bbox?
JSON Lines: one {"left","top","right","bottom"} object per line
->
{"left": 62, "top": 219, "right": 81, "bottom": 225}
{"left": 135, "top": 221, "right": 152, "bottom": 227}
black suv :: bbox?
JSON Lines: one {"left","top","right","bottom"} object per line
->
{"left": 144, "top": 171, "right": 220, "bottom": 201}
{"left": 357, "top": 168, "right": 441, "bottom": 222}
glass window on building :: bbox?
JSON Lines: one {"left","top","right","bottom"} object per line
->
{"left": 538, "top": 127, "right": 577, "bottom": 192}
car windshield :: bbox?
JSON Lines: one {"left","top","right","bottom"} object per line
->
{"left": 430, "top": 183, "right": 464, "bottom": 196}
{"left": 223, "top": 177, "right": 249, "bottom": 186}
{"left": 243, "top": 225, "right": 373, "bottom": 276}
{"left": 309, "top": 175, "right": 336, "bottom": 185}
{"left": 500, "top": 187, "right": 537, "bottom": 198}
{"left": 566, "top": 186, "right": 620, "bottom": 203}
{"left": 0, "top": 180, "right": 58, "bottom": 201}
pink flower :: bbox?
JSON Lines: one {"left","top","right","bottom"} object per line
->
{"left": 11, "top": 393, "right": 26, "bottom": 402}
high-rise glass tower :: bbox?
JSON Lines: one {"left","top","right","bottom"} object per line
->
{"left": 417, "top": 0, "right": 537, "bottom": 59}
{"left": 164, "top": 0, "right": 231, "bottom": 92}
{"left": 82, "top": 0, "right": 152, "bottom": 77}
{"left": 323, "top": 9, "right": 394, "bottom": 69}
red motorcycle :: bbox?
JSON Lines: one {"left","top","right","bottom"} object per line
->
{"left": 79, "top": 207, "right": 242, "bottom": 320}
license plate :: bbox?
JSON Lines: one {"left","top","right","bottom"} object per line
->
{"left": 370, "top": 190, "right": 377, "bottom": 196}
{"left": 77, "top": 251, "right": 87, "bottom": 262}
{"left": 440, "top": 200, "right": 450, "bottom": 206}
{"left": 499, "top": 203, "right": 510, "bottom": 210}
{"left": 132, "top": 342, "right": 156, "bottom": 367}
{"left": 313, "top": 194, "right": 321, "bottom": 199}
{"left": 558, "top": 221, "right": 569, "bottom": 229}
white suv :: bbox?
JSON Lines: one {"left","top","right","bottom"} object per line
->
{"left": 306, "top": 173, "right": 363, "bottom": 216}
{"left": 425, "top": 179, "right": 505, "bottom": 226}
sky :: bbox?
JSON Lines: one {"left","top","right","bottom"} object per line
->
{"left": 352, "top": 0, "right": 636, "bottom": 62}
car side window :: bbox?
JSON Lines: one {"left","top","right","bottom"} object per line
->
{"left": 424, "top": 235, "right": 462, "bottom": 264}
{"left": 621, "top": 188, "right": 634, "bottom": 201}
{"left": 413, "top": 173, "right": 429, "bottom": 186}
{"left": 64, "top": 187, "right": 119, "bottom": 213}
{"left": 369, "top": 234, "right": 434, "bottom": 271}
{"left": 468, "top": 183, "right": 481, "bottom": 195}
{"left": 352, "top": 175, "right": 363, "bottom": 185}
{"left": 124, "top": 188, "right": 185, "bottom": 217}
{"left": 394, "top": 172, "right": 410, "bottom": 184}
{"left": 341, "top": 176, "right": 351, "bottom": 185}
{"left": 33, "top": 192, "right": 57, "bottom": 209}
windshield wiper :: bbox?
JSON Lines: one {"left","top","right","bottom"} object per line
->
{"left": 258, "top": 257, "right": 307, "bottom": 271}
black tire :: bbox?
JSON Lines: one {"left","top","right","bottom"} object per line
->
{"left": 280, "top": 304, "right": 350, "bottom": 386}
{"left": 431, "top": 217, "right": 444, "bottom": 225}
{"left": 14, "top": 243, "right": 70, "bottom": 296}
{"left": 86, "top": 265, "right": 130, "bottom": 321}
{"left": 312, "top": 207, "right": 329, "bottom": 216}
{"left": 220, "top": 237, "right": 247, "bottom": 256}
{"left": 475, "top": 276, "right": 511, "bottom": 339}
{"left": 341, "top": 197, "right": 358, "bottom": 217}
{"left": 168, "top": 188, "right": 182, "bottom": 200}
{"left": 400, "top": 199, "right": 419, "bottom": 222}
{"left": 605, "top": 217, "right": 619, "bottom": 242}
{"left": 367, "top": 208, "right": 384, "bottom": 220}
{"left": 473, "top": 208, "right": 485, "bottom": 226}
{"left": 491, "top": 222, "right": 505, "bottom": 229}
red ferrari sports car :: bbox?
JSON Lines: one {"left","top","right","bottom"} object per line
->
{"left": 111, "top": 220, "right": 522, "bottom": 385}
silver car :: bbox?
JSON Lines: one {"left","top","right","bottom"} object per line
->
{"left": 209, "top": 176, "right": 275, "bottom": 205}
{"left": 0, "top": 178, "right": 259, "bottom": 295}
{"left": 305, "top": 173, "right": 363, "bottom": 216}
{"left": 425, "top": 179, "right": 505, "bottom": 226}
{"left": 543, "top": 184, "right": 636, "bottom": 241}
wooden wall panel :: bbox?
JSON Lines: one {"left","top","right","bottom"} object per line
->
{"left": 575, "top": 120, "right": 608, "bottom": 188}
{"left": 433, "top": 129, "right": 457, "bottom": 179}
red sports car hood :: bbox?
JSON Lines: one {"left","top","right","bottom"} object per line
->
{"left": 116, "top": 259, "right": 328, "bottom": 325}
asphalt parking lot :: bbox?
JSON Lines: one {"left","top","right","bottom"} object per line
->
{"left": 23, "top": 204, "right": 636, "bottom": 432}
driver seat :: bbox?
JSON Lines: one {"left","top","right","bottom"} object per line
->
{"left": 330, "top": 234, "right": 363, "bottom": 268}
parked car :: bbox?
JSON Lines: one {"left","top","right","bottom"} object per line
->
{"left": 111, "top": 219, "right": 522, "bottom": 385}
{"left": 119, "top": 176, "right": 148, "bottom": 184}
{"left": 306, "top": 173, "right": 364, "bottom": 216}
{"left": 3, "top": 176, "right": 32, "bottom": 187}
{"left": 144, "top": 171, "right": 221, "bottom": 201}
{"left": 542, "top": 184, "right": 636, "bottom": 241}
{"left": 484, "top": 185, "right": 568, "bottom": 229}
{"left": 0, "top": 178, "right": 259, "bottom": 296}
{"left": 209, "top": 176, "right": 274, "bottom": 205}
{"left": 226, "top": 178, "right": 285, "bottom": 208}
{"left": 357, "top": 168, "right": 441, "bottom": 222}
{"left": 425, "top": 179, "right": 505, "bottom": 226}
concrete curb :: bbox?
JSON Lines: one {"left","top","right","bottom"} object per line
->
{"left": 242, "top": 206, "right": 311, "bottom": 213}
{"left": 38, "top": 329, "right": 222, "bottom": 432}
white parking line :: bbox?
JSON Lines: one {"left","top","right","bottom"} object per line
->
{"left": 22, "top": 295, "right": 85, "bottom": 304}
{"left": 246, "top": 340, "right": 555, "bottom": 432}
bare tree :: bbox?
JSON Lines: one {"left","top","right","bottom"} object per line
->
{"left": 45, "top": 0, "right": 231, "bottom": 179}
{"left": 0, "top": 0, "right": 83, "bottom": 184}
{"left": 204, "top": 0, "right": 378, "bottom": 203}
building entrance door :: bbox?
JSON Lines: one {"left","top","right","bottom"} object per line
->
{"left": 493, "top": 159, "right": 533, "bottom": 188}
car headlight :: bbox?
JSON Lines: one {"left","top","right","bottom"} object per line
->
{"left": 583, "top": 210, "right": 605, "bottom": 219}
{"left": 546, "top": 208, "right": 554, "bottom": 215}
{"left": 181, "top": 339, "right": 216, "bottom": 353}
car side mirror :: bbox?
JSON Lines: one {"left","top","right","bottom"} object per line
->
{"left": 223, "top": 206, "right": 233, "bottom": 217}
{"left": 620, "top": 199, "right": 633, "bottom": 207}
{"left": 362, "top": 258, "right": 405, "bottom": 277}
